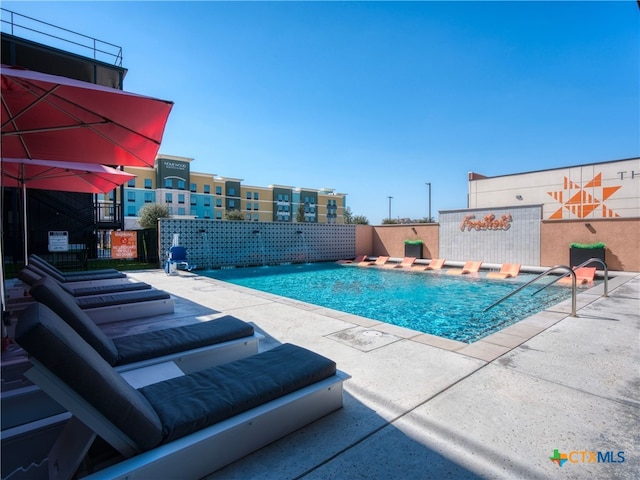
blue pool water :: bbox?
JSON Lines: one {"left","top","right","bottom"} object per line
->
{"left": 202, "top": 263, "right": 576, "bottom": 343}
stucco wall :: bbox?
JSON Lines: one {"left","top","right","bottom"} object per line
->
{"left": 369, "top": 224, "right": 439, "bottom": 259}
{"left": 540, "top": 218, "right": 640, "bottom": 271}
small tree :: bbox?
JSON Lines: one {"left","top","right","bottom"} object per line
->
{"left": 351, "top": 215, "right": 369, "bottom": 225}
{"left": 343, "top": 206, "right": 353, "bottom": 224}
{"left": 138, "top": 203, "right": 170, "bottom": 229}
{"left": 296, "top": 204, "right": 305, "bottom": 223}
{"left": 382, "top": 218, "right": 400, "bottom": 224}
{"left": 225, "top": 210, "right": 245, "bottom": 221}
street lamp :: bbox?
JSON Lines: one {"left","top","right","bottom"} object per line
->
{"left": 387, "top": 196, "right": 393, "bottom": 221}
{"left": 426, "top": 182, "right": 431, "bottom": 222}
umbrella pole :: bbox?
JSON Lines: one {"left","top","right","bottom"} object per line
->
{"left": 22, "top": 182, "right": 28, "bottom": 266}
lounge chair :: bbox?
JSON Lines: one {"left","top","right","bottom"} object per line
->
{"left": 558, "top": 266, "right": 597, "bottom": 286}
{"left": 30, "top": 276, "right": 174, "bottom": 324}
{"left": 14, "top": 302, "right": 346, "bottom": 480}
{"left": 336, "top": 255, "right": 368, "bottom": 264}
{"left": 446, "top": 261, "right": 482, "bottom": 275}
{"left": 19, "top": 264, "right": 153, "bottom": 296}
{"left": 3, "top": 278, "right": 260, "bottom": 431}
{"left": 29, "top": 254, "right": 127, "bottom": 280}
{"left": 487, "top": 263, "right": 521, "bottom": 279}
{"left": 412, "top": 258, "right": 446, "bottom": 271}
{"left": 358, "top": 255, "right": 390, "bottom": 267}
{"left": 382, "top": 257, "right": 416, "bottom": 269}
{"left": 165, "top": 245, "right": 196, "bottom": 274}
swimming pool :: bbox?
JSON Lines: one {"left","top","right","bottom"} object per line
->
{"left": 202, "top": 263, "right": 576, "bottom": 343}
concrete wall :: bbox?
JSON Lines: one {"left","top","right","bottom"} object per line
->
{"left": 159, "top": 219, "right": 355, "bottom": 269}
{"left": 361, "top": 224, "right": 439, "bottom": 259}
{"left": 540, "top": 218, "right": 640, "bottom": 271}
{"left": 439, "top": 206, "right": 542, "bottom": 265}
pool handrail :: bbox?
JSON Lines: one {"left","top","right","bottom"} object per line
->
{"left": 483, "top": 265, "right": 578, "bottom": 317}
{"left": 532, "top": 258, "right": 609, "bottom": 298}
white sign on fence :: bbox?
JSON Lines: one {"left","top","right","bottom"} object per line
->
{"left": 48, "top": 231, "right": 69, "bottom": 252}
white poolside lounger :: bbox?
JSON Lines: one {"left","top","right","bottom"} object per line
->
{"left": 2, "top": 279, "right": 260, "bottom": 432}
{"left": 30, "top": 276, "right": 174, "bottom": 324}
{"left": 13, "top": 303, "right": 346, "bottom": 480}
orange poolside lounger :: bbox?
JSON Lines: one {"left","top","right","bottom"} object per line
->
{"left": 487, "top": 263, "right": 521, "bottom": 279}
{"left": 358, "top": 256, "right": 390, "bottom": 267}
{"left": 412, "top": 258, "right": 446, "bottom": 271}
{"left": 336, "top": 255, "right": 368, "bottom": 264}
{"left": 382, "top": 257, "right": 416, "bottom": 269}
{"left": 558, "top": 267, "right": 597, "bottom": 286}
{"left": 446, "top": 261, "right": 482, "bottom": 275}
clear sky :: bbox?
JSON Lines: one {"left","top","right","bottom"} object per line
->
{"left": 3, "top": 1, "right": 638, "bottom": 224}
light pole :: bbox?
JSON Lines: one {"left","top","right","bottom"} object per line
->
{"left": 387, "top": 196, "right": 393, "bottom": 221}
{"left": 426, "top": 182, "right": 431, "bottom": 222}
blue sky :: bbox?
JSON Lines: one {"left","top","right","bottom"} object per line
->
{"left": 3, "top": 1, "right": 638, "bottom": 223}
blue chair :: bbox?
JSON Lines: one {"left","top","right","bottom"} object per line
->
{"left": 165, "top": 246, "right": 195, "bottom": 273}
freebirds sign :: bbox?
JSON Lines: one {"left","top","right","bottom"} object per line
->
{"left": 459, "top": 213, "right": 512, "bottom": 231}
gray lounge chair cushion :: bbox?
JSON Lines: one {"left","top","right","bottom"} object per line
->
{"left": 113, "top": 316, "right": 255, "bottom": 364}
{"left": 30, "top": 277, "right": 119, "bottom": 364}
{"left": 29, "top": 277, "right": 255, "bottom": 367}
{"left": 73, "top": 289, "right": 170, "bottom": 309}
{"left": 140, "top": 343, "right": 337, "bottom": 444}
{"left": 29, "top": 254, "right": 120, "bottom": 276}
{"left": 15, "top": 303, "right": 164, "bottom": 451}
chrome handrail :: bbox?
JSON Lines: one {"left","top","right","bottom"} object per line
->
{"left": 483, "top": 265, "right": 578, "bottom": 317}
{"left": 532, "top": 258, "right": 608, "bottom": 298}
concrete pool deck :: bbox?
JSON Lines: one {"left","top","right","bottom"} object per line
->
{"left": 113, "top": 268, "right": 639, "bottom": 479}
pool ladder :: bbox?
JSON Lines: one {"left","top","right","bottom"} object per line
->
{"left": 483, "top": 258, "right": 609, "bottom": 318}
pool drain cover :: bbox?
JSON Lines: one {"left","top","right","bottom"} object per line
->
{"left": 362, "top": 330, "right": 383, "bottom": 337}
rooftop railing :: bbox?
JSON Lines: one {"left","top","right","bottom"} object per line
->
{"left": 0, "top": 8, "right": 123, "bottom": 66}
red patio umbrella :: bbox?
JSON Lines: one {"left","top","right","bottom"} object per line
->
{"left": 1, "top": 64, "right": 173, "bottom": 167}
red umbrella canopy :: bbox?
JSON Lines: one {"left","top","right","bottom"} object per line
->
{"left": 1, "top": 157, "right": 136, "bottom": 193}
{"left": 1, "top": 65, "right": 173, "bottom": 167}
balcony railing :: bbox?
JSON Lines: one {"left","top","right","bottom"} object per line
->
{"left": 1, "top": 8, "right": 123, "bottom": 66}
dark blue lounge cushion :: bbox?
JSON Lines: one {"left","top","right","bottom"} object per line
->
{"left": 72, "top": 289, "right": 170, "bottom": 309}
{"left": 113, "top": 316, "right": 255, "bottom": 364}
{"left": 62, "top": 282, "right": 152, "bottom": 297}
{"left": 28, "top": 254, "right": 126, "bottom": 281}
{"left": 29, "top": 277, "right": 119, "bottom": 365}
{"left": 140, "top": 343, "right": 337, "bottom": 444}
{"left": 15, "top": 303, "right": 164, "bottom": 451}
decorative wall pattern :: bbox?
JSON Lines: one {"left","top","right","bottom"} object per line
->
{"left": 159, "top": 219, "right": 356, "bottom": 269}
{"left": 439, "top": 206, "right": 541, "bottom": 265}
{"left": 547, "top": 173, "right": 621, "bottom": 219}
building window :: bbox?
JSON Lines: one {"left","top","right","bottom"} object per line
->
{"left": 204, "top": 184, "right": 211, "bottom": 194}
{"left": 144, "top": 192, "right": 153, "bottom": 203}
{"left": 253, "top": 213, "right": 259, "bottom": 221}
{"left": 246, "top": 191, "right": 252, "bottom": 199}
{"left": 190, "top": 197, "right": 197, "bottom": 206}
{"left": 215, "top": 198, "right": 222, "bottom": 207}
{"left": 229, "top": 199, "right": 235, "bottom": 208}
{"left": 246, "top": 203, "right": 252, "bottom": 210}
{"left": 127, "top": 178, "right": 135, "bottom": 187}
{"left": 215, "top": 210, "right": 222, "bottom": 219}
{"left": 165, "top": 193, "right": 173, "bottom": 203}
{"left": 178, "top": 194, "right": 185, "bottom": 204}
{"left": 204, "top": 197, "right": 211, "bottom": 207}
{"left": 204, "top": 209, "right": 211, "bottom": 219}
{"left": 144, "top": 179, "right": 152, "bottom": 189}
{"left": 109, "top": 190, "right": 115, "bottom": 201}
{"left": 127, "top": 191, "right": 135, "bottom": 202}
{"left": 254, "top": 192, "right": 259, "bottom": 200}
{"left": 177, "top": 207, "right": 185, "bottom": 215}
{"left": 254, "top": 202, "right": 259, "bottom": 210}
{"left": 127, "top": 205, "right": 136, "bottom": 216}
{"left": 190, "top": 183, "right": 197, "bottom": 192}
{"left": 178, "top": 180, "right": 185, "bottom": 190}
{"left": 190, "top": 207, "right": 197, "bottom": 216}
{"left": 165, "top": 178, "right": 172, "bottom": 188}
{"left": 215, "top": 186, "right": 222, "bottom": 195}
{"left": 168, "top": 207, "right": 174, "bottom": 215}
{"left": 245, "top": 214, "right": 251, "bottom": 221}
{"left": 284, "top": 194, "right": 289, "bottom": 201}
